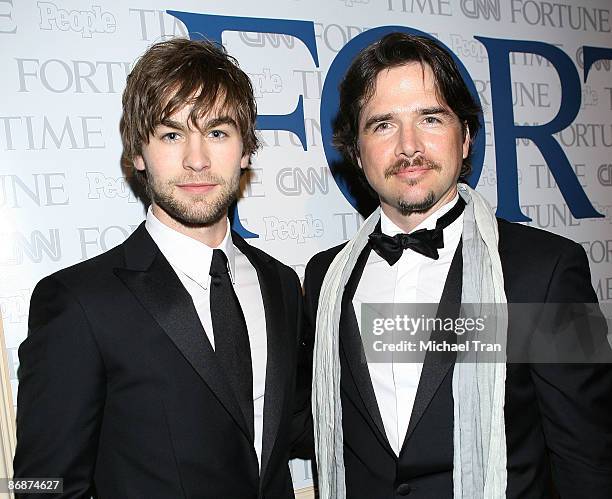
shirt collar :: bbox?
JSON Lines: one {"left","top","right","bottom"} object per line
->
{"left": 380, "top": 192, "right": 461, "bottom": 236}
{"left": 145, "top": 207, "right": 235, "bottom": 289}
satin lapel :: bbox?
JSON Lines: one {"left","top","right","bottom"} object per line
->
{"left": 401, "top": 241, "right": 462, "bottom": 450}
{"left": 113, "top": 224, "right": 251, "bottom": 441}
{"left": 340, "top": 243, "right": 394, "bottom": 455}
{"left": 232, "top": 232, "right": 290, "bottom": 480}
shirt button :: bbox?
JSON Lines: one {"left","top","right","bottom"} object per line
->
{"left": 396, "top": 483, "right": 412, "bottom": 495}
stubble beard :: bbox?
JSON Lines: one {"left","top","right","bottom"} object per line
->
{"left": 146, "top": 171, "right": 240, "bottom": 227}
{"left": 383, "top": 156, "right": 442, "bottom": 215}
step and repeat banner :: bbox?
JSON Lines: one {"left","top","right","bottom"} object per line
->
{"left": 1, "top": 0, "right": 611, "bottom": 489}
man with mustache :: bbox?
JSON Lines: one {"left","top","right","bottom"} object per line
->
{"left": 14, "top": 38, "right": 305, "bottom": 498}
{"left": 304, "top": 33, "right": 612, "bottom": 498}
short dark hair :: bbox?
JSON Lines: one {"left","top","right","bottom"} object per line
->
{"left": 333, "top": 32, "right": 481, "bottom": 181}
{"left": 120, "top": 38, "right": 259, "bottom": 179}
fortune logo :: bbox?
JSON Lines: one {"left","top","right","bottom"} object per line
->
{"left": 0, "top": 173, "right": 69, "bottom": 208}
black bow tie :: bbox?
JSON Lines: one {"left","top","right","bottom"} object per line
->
{"left": 368, "top": 197, "right": 465, "bottom": 265}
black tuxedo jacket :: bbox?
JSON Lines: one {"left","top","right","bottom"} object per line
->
{"left": 14, "top": 224, "right": 304, "bottom": 499}
{"left": 303, "top": 219, "right": 612, "bottom": 499}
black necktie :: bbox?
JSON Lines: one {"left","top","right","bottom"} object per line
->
{"left": 369, "top": 197, "right": 465, "bottom": 265}
{"left": 209, "top": 249, "right": 254, "bottom": 440}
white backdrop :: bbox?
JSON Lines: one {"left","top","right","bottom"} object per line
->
{"left": 1, "top": 0, "right": 611, "bottom": 489}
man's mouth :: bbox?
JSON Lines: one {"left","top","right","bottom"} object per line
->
{"left": 176, "top": 183, "right": 217, "bottom": 193}
{"left": 385, "top": 161, "right": 435, "bottom": 179}
{"left": 384, "top": 156, "right": 442, "bottom": 179}
{"left": 396, "top": 165, "right": 431, "bottom": 174}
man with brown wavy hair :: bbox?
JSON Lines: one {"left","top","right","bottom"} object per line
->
{"left": 14, "top": 38, "right": 305, "bottom": 499}
{"left": 304, "top": 32, "right": 612, "bottom": 499}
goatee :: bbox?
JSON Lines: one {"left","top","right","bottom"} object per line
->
{"left": 397, "top": 190, "right": 436, "bottom": 215}
{"left": 383, "top": 156, "right": 442, "bottom": 215}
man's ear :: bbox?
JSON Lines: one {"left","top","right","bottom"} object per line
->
{"left": 134, "top": 155, "right": 146, "bottom": 171}
{"left": 240, "top": 153, "right": 250, "bottom": 170}
{"left": 462, "top": 125, "right": 471, "bottom": 160}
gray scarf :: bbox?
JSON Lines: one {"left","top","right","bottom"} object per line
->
{"left": 312, "top": 184, "right": 508, "bottom": 498}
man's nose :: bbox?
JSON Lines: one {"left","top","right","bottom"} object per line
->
{"left": 395, "top": 124, "right": 424, "bottom": 159}
{"left": 183, "top": 136, "right": 210, "bottom": 171}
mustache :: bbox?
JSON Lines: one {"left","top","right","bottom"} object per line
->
{"left": 384, "top": 156, "right": 441, "bottom": 179}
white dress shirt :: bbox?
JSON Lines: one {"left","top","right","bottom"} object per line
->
{"left": 145, "top": 209, "right": 267, "bottom": 468}
{"left": 353, "top": 195, "right": 463, "bottom": 456}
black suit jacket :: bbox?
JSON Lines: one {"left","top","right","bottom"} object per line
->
{"left": 14, "top": 224, "right": 304, "bottom": 499}
{"left": 303, "top": 218, "right": 612, "bottom": 499}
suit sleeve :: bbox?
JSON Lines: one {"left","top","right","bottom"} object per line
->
{"left": 289, "top": 264, "right": 317, "bottom": 460}
{"left": 529, "top": 242, "right": 612, "bottom": 498}
{"left": 13, "top": 276, "right": 106, "bottom": 499}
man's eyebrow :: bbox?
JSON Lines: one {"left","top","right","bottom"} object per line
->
{"left": 418, "top": 106, "right": 453, "bottom": 117}
{"left": 363, "top": 113, "right": 394, "bottom": 131}
{"left": 158, "top": 118, "right": 187, "bottom": 131}
{"left": 157, "top": 115, "right": 238, "bottom": 132}
{"left": 204, "top": 115, "right": 238, "bottom": 129}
